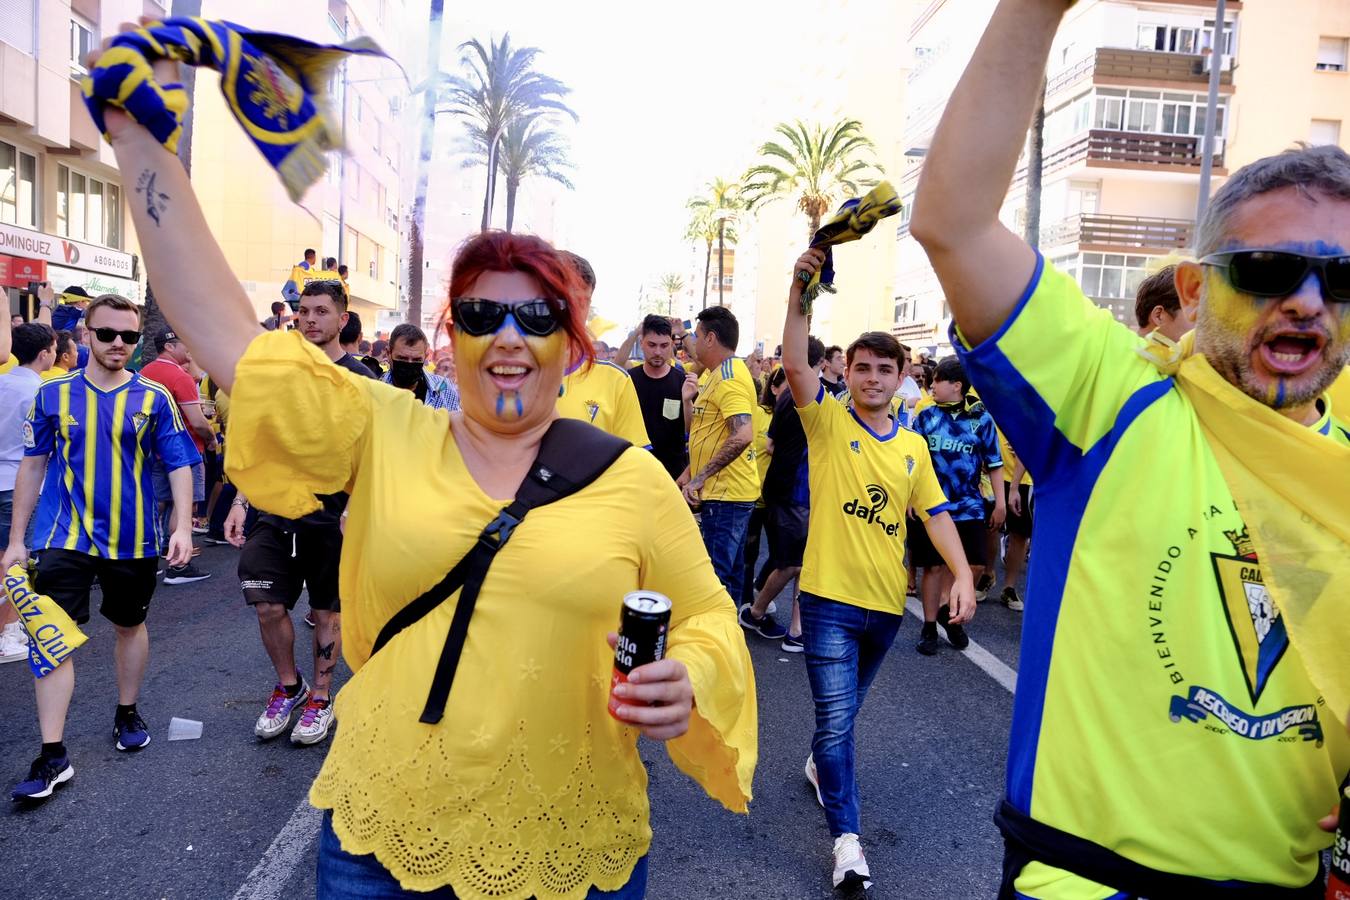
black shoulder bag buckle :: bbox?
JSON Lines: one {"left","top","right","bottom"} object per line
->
{"left": 369, "top": 418, "right": 630, "bottom": 725}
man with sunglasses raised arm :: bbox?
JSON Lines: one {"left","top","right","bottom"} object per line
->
{"left": 2, "top": 293, "right": 200, "bottom": 801}
{"left": 910, "top": 1, "right": 1350, "bottom": 896}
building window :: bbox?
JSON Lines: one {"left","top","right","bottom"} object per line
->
{"left": 1317, "top": 37, "right": 1348, "bottom": 72}
{"left": 1091, "top": 88, "right": 1224, "bottom": 138}
{"left": 0, "top": 1, "right": 36, "bottom": 55}
{"left": 1202, "top": 20, "right": 1236, "bottom": 57}
{"left": 0, "top": 141, "right": 38, "bottom": 228}
{"left": 56, "top": 164, "right": 122, "bottom": 248}
{"left": 1137, "top": 25, "right": 1197, "bottom": 54}
{"left": 1079, "top": 253, "right": 1153, "bottom": 300}
{"left": 70, "top": 16, "right": 95, "bottom": 75}
{"left": 1311, "top": 119, "right": 1342, "bottom": 147}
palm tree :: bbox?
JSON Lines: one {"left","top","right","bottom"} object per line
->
{"left": 741, "top": 119, "right": 883, "bottom": 242}
{"left": 687, "top": 178, "right": 743, "bottom": 306}
{"left": 1024, "top": 79, "right": 1048, "bottom": 249}
{"left": 439, "top": 34, "right": 576, "bottom": 231}
{"left": 657, "top": 273, "right": 685, "bottom": 316}
{"left": 462, "top": 114, "right": 575, "bottom": 232}
{"left": 683, "top": 203, "right": 738, "bottom": 310}
{"left": 407, "top": 0, "right": 447, "bottom": 330}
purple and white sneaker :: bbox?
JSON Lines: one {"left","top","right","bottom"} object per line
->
{"left": 290, "top": 697, "right": 334, "bottom": 746}
{"left": 255, "top": 678, "right": 311, "bottom": 740}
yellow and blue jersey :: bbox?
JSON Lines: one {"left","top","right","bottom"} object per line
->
{"left": 24, "top": 371, "right": 201, "bottom": 559}
{"left": 558, "top": 360, "right": 651, "bottom": 449}
{"left": 910, "top": 402, "right": 1002, "bottom": 521}
{"left": 797, "top": 385, "right": 950, "bottom": 613}
{"left": 956, "top": 255, "right": 1350, "bottom": 895}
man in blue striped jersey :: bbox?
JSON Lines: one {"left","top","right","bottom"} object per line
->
{"left": 2, "top": 293, "right": 200, "bottom": 802}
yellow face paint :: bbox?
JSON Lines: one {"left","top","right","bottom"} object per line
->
{"left": 453, "top": 321, "right": 567, "bottom": 425}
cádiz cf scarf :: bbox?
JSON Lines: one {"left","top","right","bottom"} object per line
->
{"left": 3, "top": 566, "right": 88, "bottom": 679}
{"left": 798, "top": 182, "right": 903, "bottom": 315}
{"left": 1141, "top": 331, "right": 1350, "bottom": 726}
{"left": 81, "top": 18, "right": 389, "bottom": 202}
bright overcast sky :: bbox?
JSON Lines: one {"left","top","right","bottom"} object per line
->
{"left": 429, "top": 0, "right": 881, "bottom": 323}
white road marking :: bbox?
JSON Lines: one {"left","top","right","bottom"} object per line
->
{"left": 905, "top": 597, "right": 1018, "bottom": 694}
{"left": 230, "top": 797, "right": 324, "bottom": 900}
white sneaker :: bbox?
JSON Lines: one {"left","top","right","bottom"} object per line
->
{"left": 290, "top": 697, "right": 334, "bottom": 745}
{"left": 0, "top": 624, "right": 28, "bottom": 664}
{"left": 804, "top": 755, "right": 824, "bottom": 808}
{"left": 832, "top": 833, "right": 872, "bottom": 891}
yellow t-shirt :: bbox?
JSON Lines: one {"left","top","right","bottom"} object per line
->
{"left": 40, "top": 365, "right": 68, "bottom": 381}
{"left": 1330, "top": 368, "right": 1350, "bottom": 419}
{"left": 998, "top": 427, "right": 1033, "bottom": 487}
{"left": 224, "top": 331, "right": 756, "bottom": 899}
{"left": 797, "top": 386, "right": 949, "bottom": 612}
{"left": 689, "top": 357, "right": 759, "bottom": 502}
{"left": 913, "top": 391, "right": 935, "bottom": 415}
{"left": 557, "top": 360, "right": 651, "bottom": 448}
{"left": 751, "top": 402, "right": 771, "bottom": 497}
{"left": 0, "top": 355, "right": 15, "bottom": 374}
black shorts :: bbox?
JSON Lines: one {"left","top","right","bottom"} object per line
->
{"left": 238, "top": 521, "right": 343, "bottom": 612}
{"left": 34, "top": 548, "right": 160, "bottom": 627}
{"left": 765, "top": 501, "right": 809, "bottom": 569}
{"left": 907, "top": 517, "right": 988, "bottom": 570}
{"left": 1005, "top": 482, "right": 1033, "bottom": 537}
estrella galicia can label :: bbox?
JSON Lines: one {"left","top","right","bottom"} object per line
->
{"left": 608, "top": 590, "right": 672, "bottom": 720}
{"left": 1329, "top": 786, "right": 1350, "bottom": 900}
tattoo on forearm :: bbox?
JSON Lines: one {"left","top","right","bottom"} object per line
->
{"left": 135, "top": 169, "right": 171, "bottom": 227}
{"left": 317, "top": 640, "right": 335, "bottom": 660}
{"left": 697, "top": 414, "right": 753, "bottom": 481}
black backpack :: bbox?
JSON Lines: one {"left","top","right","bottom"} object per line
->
{"left": 369, "top": 418, "right": 630, "bottom": 724}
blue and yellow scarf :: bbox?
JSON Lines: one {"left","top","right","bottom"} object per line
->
{"left": 799, "top": 182, "right": 903, "bottom": 314}
{"left": 82, "top": 18, "right": 388, "bottom": 201}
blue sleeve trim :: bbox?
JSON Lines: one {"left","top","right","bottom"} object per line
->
{"left": 951, "top": 251, "right": 1045, "bottom": 354}
{"left": 926, "top": 502, "right": 954, "bottom": 516}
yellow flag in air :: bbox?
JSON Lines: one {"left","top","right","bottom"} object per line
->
{"left": 3, "top": 566, "right": 88, "bottom": 678}
{"left": 1141, "top": 334, "right": 1350, "bottom": 726}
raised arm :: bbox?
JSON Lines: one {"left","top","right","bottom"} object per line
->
{"left": 782, "top": 249, "right": 827, "bottom": 406}
{"left": 908, "top": 0, "right": 1069, "bottom": 346}
{"left": 93, "top": 50, "right": 261, "bottom": 391}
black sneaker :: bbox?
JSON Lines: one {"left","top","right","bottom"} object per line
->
{"left": 916, "top": 625, "right": 940, "bottom": 656}
{"left": 780, "top": 633, "right": 804, "bottom": 653}
{"left": 163, "top": 562, "right": 212, "bottom": 585}
{"left": 1001, "top": 586, "right": 1024, "bottom": 611}
{"left": 937, "top": 604, "right": 969, "bottom": 650}
{"left": 11, "top": 754, "right": 74, "bottom": 801}
{"left": 114, "top": 709, "right": 151, "bottom": 751}
{"left": 738, "top": 605, "right": 788, "bottom": 640}
{"left": 974, "top": 572, "right": 994, "bottom": 602}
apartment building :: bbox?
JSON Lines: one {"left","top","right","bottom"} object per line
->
{"left": 894, "top": 0, "right": 1350, "bottom": 352}
{"left": 0, "top": 0, "right": 150, "bottom": 320}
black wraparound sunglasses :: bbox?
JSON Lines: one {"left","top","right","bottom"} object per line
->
{"left": 92, "top": 327, "right": 142, "bottom": 345}
{"left": 450, "top": 298, "right": 566, "bottom": 337}
{"left": 1200, "top": 249, "right": 1350, "bottom": 302}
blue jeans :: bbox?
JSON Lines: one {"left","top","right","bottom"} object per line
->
{"left": 698, "top": 500, "right": 755, "bottom": 601}
{"left": 316, "top": 811, "right": 649, "bottom": 899}
{"left": 799, "top": 591, "right": 904, "bottom": 837}
{"left": 0, "top": 489, "right": 11, "bottom": 548}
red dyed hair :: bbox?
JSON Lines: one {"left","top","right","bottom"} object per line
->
{"left": 442, "top": 231, "right": 594, "bottom": 369}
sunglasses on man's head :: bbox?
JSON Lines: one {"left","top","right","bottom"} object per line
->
{"left": 92, "top": 327, "right": 142, "bottom": 345}
{"left": 450, "top": 298, "right": 566, "bottom": 337}
{"left": 1201, "top": 249, "right": 1350, "bottom": 302}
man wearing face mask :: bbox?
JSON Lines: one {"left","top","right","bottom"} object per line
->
{"left": 382, "top": 323, "right": 460, "bottom": 411}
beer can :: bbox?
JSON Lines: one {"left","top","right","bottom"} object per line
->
{"left": 608, "top": 590, "right": 672, "bottom": 720}
{"left": 1329, "top": 786, "right": 1350, "bottom": 900}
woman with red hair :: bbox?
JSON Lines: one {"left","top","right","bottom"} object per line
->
{"left": 94, "top": 55, "right": 757, "bottom": 900}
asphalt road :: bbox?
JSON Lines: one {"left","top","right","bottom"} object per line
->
{"left": 0, "top": 540, "right": 1026, "bottom": 900}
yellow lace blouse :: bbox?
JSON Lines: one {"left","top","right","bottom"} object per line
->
{"left": 224, "top": 332, "right": 757, "bottom": 898}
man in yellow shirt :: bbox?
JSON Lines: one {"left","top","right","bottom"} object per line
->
{"left": 782, "top": 250, "right": 975, "bottom": 894}
{"left": 680, "top": 305, "right": 757, "bottom": 597}
{"left": 557, "top": 253, "right": 651, "bottom": 448}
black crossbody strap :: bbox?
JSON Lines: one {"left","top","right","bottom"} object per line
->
{"left": 369, "top": 418, "right": 631, "bottom": 725}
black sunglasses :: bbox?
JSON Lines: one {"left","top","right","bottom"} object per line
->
{"left": 1200, "top": 249, "right": 1350, "bottom": 302}
{"left": 450, "top": 298, "right": 565, "bottom": 337}
{"left": 92, "top": 327, "right": 142, "bottom": 345}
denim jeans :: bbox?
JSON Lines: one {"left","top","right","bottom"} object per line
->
{"left": 799, "top": 591, "right": 904, "bottom": 837}
{"left": 316, "top": 811, "right": 649, "bottom": 898}
{"left": 0, "top": 489, "right": 11, "bottom": 548}
{"left": 697, "top": 500, "right": 755, "bottom": 601}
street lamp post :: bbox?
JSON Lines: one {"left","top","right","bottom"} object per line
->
{"left": 1195, "top": 0, "right": 1228, "bottom": 224}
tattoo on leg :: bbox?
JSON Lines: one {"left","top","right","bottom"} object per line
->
{"left": 317, "top": 640, "right": 335, "bottom": 660}
{"left": 318, "top": 663, "right": 337, "bottom": 678}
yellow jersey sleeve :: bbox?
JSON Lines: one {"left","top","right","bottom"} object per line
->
{"left": 955, "top": 256, "right": 1164, "bottom": 480}
{"left": 998, "top": 427, "right": 1032, "bottom": 486}
{"left": 224, "top": 330, "right": 374, "bottom": 517}
{"left": 609, "top": 365, "right": 651, "bottom": 448}
{"left": 907, "top": 441, "right": 949, "bottom": 522}
{"left": 710, "top": 361, "right": 753, "bottom": 420}
{"left": 636, "top": 452, "right": 757, "bottom": 812}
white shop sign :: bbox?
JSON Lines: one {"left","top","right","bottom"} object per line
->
{"left": 0, "top": 221, "right": 135, "bottom": 278}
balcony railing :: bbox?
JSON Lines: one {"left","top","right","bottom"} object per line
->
{"left": 1048, "top": 47, "right": 1234, "bottom": 99}
{"left": 1042, "top": 214, "right": 1195, "bottom": 252}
